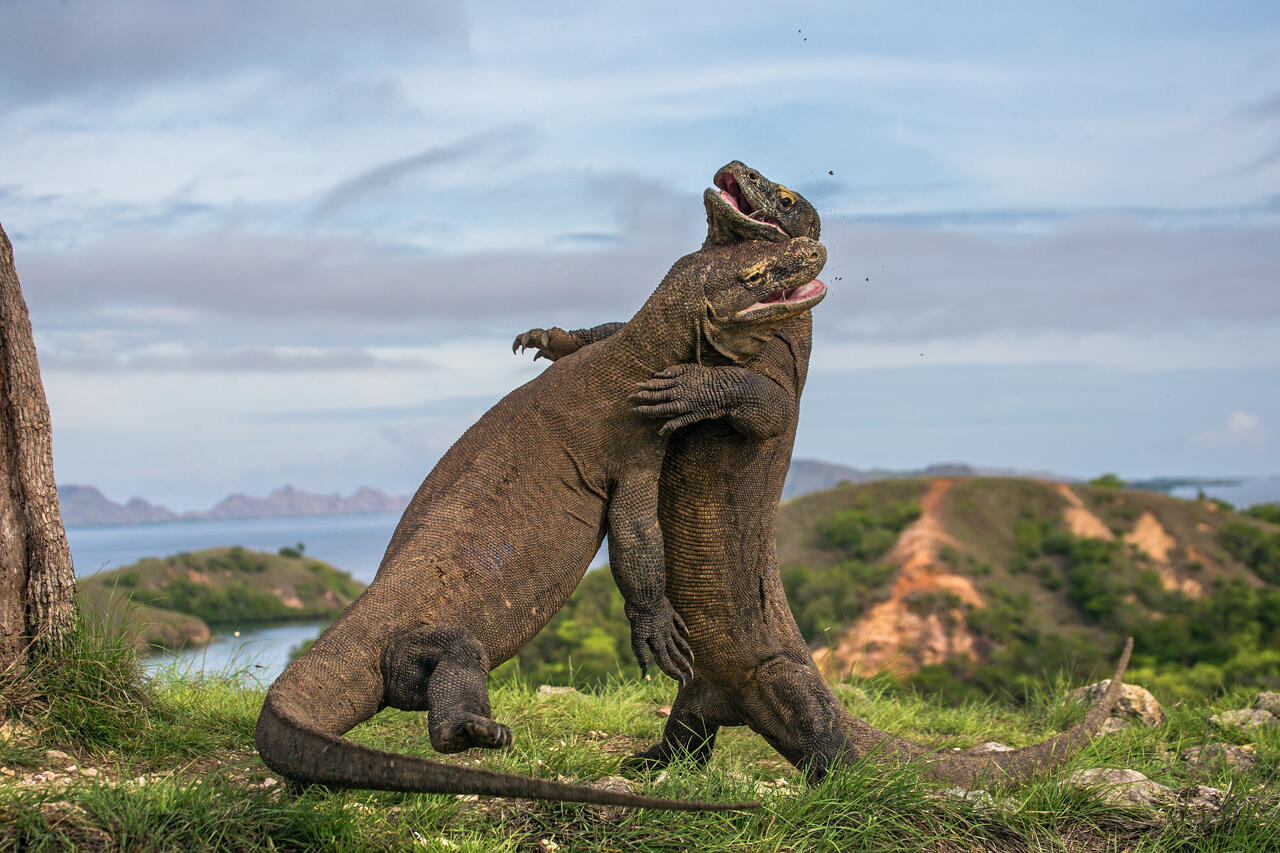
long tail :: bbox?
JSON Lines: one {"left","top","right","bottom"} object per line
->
{"left": 919, "top": 636, "right": 1134, "bottom": 786}
{"left": 828, "top": 638, "right": 1134, "bottom": 787}
{"left": 255, "top": 694, "right": 759, "bottom": 811}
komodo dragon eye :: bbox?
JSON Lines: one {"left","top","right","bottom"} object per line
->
{"left": 739, "top": 269, "right": 764, "bottom": 286}
{"left": 779, "top": 188, "right": 798, "bottom": 208}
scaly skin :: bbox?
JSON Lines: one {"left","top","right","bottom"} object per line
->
{"left": 256, "top": 234, "right": 827, "bottom": 811}
{"left": 516, "top": 160, "right": 1135, "bottom": 788}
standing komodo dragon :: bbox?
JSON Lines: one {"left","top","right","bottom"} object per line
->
{"left": 256, "top": 234, "right": 828, "bottom": 810}
{"left": 516, "top": 160, "right": 1134, "bottom": 788}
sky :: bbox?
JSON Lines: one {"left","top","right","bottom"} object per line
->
{"left": 3, "top": 0, "right": 1279, "bottom": 511}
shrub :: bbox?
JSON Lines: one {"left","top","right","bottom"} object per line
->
{"left": 1245, "top": 503, "right": 1280, "bottom": 525}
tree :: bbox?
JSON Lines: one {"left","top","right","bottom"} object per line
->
{"left": 0, "top": 222, "right": 76, "bottom": 666}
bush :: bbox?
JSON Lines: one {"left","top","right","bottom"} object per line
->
{"left": 1245, "top": 503, "right": 1280, "bottom": 525}
{"left": 818, "top": 501, "right": 920, "bottom": 561}
{"left": 1089, "top": 473, "right": 1125, "bottom": 489}
{"left": 1220, "top": 522, "right": 1280, "bottom": 583}
{"left": 784, "top": 559, "right": 895, "bottom": 642}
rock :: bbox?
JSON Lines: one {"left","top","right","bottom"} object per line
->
{"left": 45, "top": 749, "right": 72, "bottom": 763}
{"left": 1067, "top": 680, "right": 1163, "bottom": 727}
{"left": 536, "top": 685, "right": 579, "bottom": 697}
{"left": 19, "top": 770, "right": 72, "bottom": 788}
{"left": 587, "top": 775, "right": 635, "bottom": 795}
{"left": 1064, "top": 768, "right": 1173, "bottom": 808}
{"left": 1098, "top": 717, "right": 1130, "bottom": 735}
{"left": 586, "top": 775, "right": 638, "bottom": 819}
{"left": 1182, "top": 743, "right": 1257, "bottom": 771}
{"left": 538, "top": 840, "right": 561, "bottom": 853}
{"left": 1253, "top": 691, "right": 1280, "bottom": 717}
{"left": 966, "top": 742, "right": 1014, "bottom": 753}
{"left": 753, "top": 777, "right": 798, "bottom": 797}
{"left": 0, "top": 719, "right": 34, "bottom": 743}
{"left": 654, "top": 705, "right": 672, "bottom": 718}
{"left": 1209, "top": 708, "right": 1276, "bottom": 733}
{"left": 1176, "top": 785, "right": 1227, "bottom": 815}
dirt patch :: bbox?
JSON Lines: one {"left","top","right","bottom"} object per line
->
{"left": 1125, "top": 512, "right": 1176, "bottom": 563}
{"left": 1186, "top": 546, "right": 1217, "bottom": 572}
{"left": 1125, "top": 512, "right": 1202, "bottom": 598}
{"left": 186, "top": 569, "right": 213, "bottom": 585}
{"left": 1055, "top": 484, "right": 1113, "bottom": 540}
{"left": 814, "top": 479, "right": 984, "bottom": 678}
{"left": 276, "top": 589, "right": 305, "bottom": 609}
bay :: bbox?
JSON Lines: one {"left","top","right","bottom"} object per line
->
{"left": 1170, "top": 476, "right": 1280, "bottom": 509}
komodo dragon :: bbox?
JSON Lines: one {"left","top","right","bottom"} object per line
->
{"left": 256, "top": 234, "right": 828, "bottom": 810}
{"left": 515, "top": 160, "right": 1135, "bottom": 788}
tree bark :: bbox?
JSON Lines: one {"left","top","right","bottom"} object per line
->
{"left": 0, "top": 222, "right": 76, "bottom": 667}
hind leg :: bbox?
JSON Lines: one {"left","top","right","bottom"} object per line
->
{"left": 622, "top": 675, "right": 743, "bottom": 773}
{"left": 381, "top": 624, "right": 513, "bottom": 754}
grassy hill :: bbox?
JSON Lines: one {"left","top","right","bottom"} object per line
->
{"left": 508, "top": 477, "right": 1280, "bottom": 700}
{"left": 79, "top": 546, "right": 365, "bottom": 651}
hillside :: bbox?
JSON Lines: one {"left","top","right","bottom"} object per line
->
{"left": 79, "top": 546, "right": 366, "bottom": 651}
{"left": 777, "top": 476, "right": 1280, "bottom": 697}
{"left": 508, "top": 476, "right": 1280, "bottom": 697}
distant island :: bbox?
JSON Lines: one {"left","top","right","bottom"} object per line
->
{"left": 58, "top": 484, "right": 411, "bottom": 528}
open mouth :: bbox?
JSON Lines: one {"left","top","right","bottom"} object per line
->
{"left": 713, "top": 172, "right": 785, "bottom": 234}
{"left": 737, "top": 279, "right": 826, "bottom": 318}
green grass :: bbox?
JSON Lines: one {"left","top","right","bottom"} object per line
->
{"left": 1, "top": 617, "right": 1277, "bottom": 851}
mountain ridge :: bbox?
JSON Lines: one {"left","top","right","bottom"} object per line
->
{"left": 57, "top": 484, "right": 411, "bottom": 528}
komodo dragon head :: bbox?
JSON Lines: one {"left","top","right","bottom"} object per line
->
{"left": 705, "top": 160, "right": 821, "bottom": 245}
{"left": 693, "top": 236, "right": 827, "bottom": 364}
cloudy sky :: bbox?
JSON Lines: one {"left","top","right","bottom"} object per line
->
{"left": 3, "top": 0, "right": 1279, "bottom": 510}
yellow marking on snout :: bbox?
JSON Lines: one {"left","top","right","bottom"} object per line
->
{"left": 738, "top": 260, "right": 770, "bottom": 282}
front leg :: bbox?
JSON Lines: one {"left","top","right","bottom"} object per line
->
{"left": 630, "top": 363, "right": 793, "bottom": 438}
{"left": 608, "top": 473, "right": 693, "bottom": 683}
{"left": 512, "top": 322, "right": 626, "bottom": 361}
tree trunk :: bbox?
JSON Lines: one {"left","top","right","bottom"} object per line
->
{"left": 0, "top": 222, "right": 76, "bottom": 667}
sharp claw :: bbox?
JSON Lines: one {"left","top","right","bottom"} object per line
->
{"left": 540, "top": 330, "right": 549, "bottom": 348}
{"left": 533, "top": 351, "right": 543, "bottom": 361}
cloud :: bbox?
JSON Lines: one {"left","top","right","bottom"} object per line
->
{"left": 1193, "top": 410, "right": 1266, "bottom": 447}
{"left": 310, "top": 126, "right": 534, "bottom": 221}
{"left": 39, "top": 344, "right": 436, "bottom": 374}
{"left": 0, "top": 0, "right": 469, "bottom": 103}
{"left": 18, "top": 209, "right": 1280, "bottom": 354}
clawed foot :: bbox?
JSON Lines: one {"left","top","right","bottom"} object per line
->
{"left": 627, "top": 598, "right": 694, "bottom": 684}
{"left": 620, "top": 744, "right": 670, "bottom": 775}
{"left": 630, "top": 363, "right": 722, "bottom": 436}
{"left": 432, "top": 713, "right": 514, "bottom": 753}
{"left": 511, "top": 327, "right": 580, "bottom": 362}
